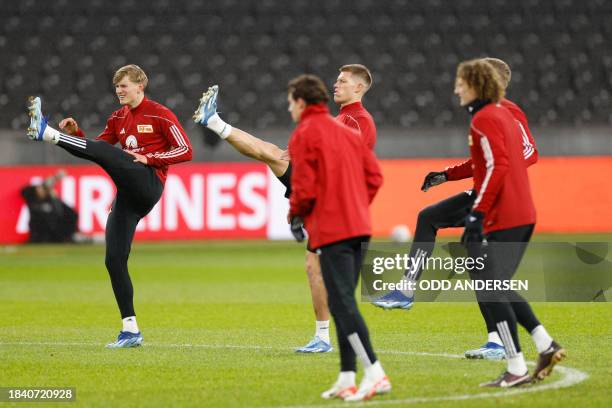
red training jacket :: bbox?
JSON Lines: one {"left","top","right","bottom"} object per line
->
{"left": 289, "top": 104, "right": 383, "bottom": 249}
{"left": 445, "top": 98, "right": 537, "bottom": 180}
{"left": 469, "top": 102, "right": 536, "bottom": 232}
{"left": 336, "top": 101, "right": 377, "bottom": 150}
{"left": 75, "top": 96, "right": 192, "bottom": 183}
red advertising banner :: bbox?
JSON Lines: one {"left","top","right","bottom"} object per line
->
{"left": 2, "top": 156, "right": 611, "bottom": 244}
{"left": 370, "top": 156, "right": 612, "bottom": 237}
{"left": 0, "top": 163, "right": 272, "bottom": 244}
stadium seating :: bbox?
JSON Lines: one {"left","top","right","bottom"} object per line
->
{"left": 1, "top": 0, "right": 610, "bottom": 130}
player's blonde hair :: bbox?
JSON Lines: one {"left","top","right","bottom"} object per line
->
{"left": 113, "top": 64, "right": 148, "bottom": 88}
{"left": 456, "top": 59, "right": 505, "bottom": 103}
{"left": 339, "top": 64, "right": 373, "bottom": 92}
{"left": 482, "top": 57, "right": 511, "bottom": 89}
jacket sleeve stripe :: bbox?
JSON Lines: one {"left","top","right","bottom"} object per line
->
{"left": 516, "top": 121, "right": 535, "bottom": 160}
{"left": 153, "top": 147, "right": 189, "bottom": 159}
{"left": 170, "top": 125, "right": 187, "bottom": 147}
{"left": 473, "top": 134, "right": 494, "bottom": 208}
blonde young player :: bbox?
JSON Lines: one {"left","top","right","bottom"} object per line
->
{"left": 26, "top": 65, "right": 193, "bottom": 348}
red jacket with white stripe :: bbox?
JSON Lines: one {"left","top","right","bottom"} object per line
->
{"left": 336, "top": 101, "right": 377, "bottom": 150}
{"left": 75, "top": 97, "right": 192, "bottom": 183}
{"left": 468, "top": 101, "right": 536, "bottom": 233}
{"left": 445, "top": 98, "right": 537, "bottom": 180}
{"left": 289, "top": 104, "right": 383, "bottom": 249}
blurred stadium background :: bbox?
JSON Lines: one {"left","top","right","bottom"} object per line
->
{"left": 1, "top": 0, "right": 611, "bottom": 243}
{"left": 1, "top": 3, "right": 611, "bottom": 407}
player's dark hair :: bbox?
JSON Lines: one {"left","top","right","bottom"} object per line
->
{"left": 287, "top": 74, "right": 329, "bottom": 105}
{"left": 483, "top": 57, "right": 511, "bottom": 88}
{"left": 456, "top": 59, "right": 505, "bottom": 103}
{"left": 339, "top": 64, "right": 373, "bottom": 91}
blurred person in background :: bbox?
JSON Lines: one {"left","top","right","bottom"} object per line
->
{"left": 21, "top": 169, "right": 79, "bottom": 243}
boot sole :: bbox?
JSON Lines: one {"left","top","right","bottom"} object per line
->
{"left": 534, "top": 348, "right": 567, "bottom": 381}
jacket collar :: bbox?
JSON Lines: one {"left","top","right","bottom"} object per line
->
{"left": 128, "top": 96, "right": 148, "bottom": 114}
{"left": 300, "top": 103, "right": 329, "bottom": 121}
{"left": 339, "top": 101, "right": 363, "bottom": 114}
{"left": 465, "top": 99, "right": 490, "bottom": 116}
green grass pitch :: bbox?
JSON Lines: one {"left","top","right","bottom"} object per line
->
{"left": 0, "top": 237, "right": 610, "bottom": 407}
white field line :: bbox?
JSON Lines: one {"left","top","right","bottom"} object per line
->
{"left": 0, "top": 341, "right": 588, "bottom": 407}
{"left": 275, "top": 351, "right": 588, "bottom": 408}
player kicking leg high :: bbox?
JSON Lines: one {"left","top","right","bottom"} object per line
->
{"left": 193, "top": 85, "right": 332, "bottom": 353}
{"left": 193, "top": 65, "right": 378, "bottom": 354}
{"left": 26, "top": 64, "right": 193, "bottom": 348}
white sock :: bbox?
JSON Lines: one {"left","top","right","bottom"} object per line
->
{"left": 336, "top": 371, "right": 356, "bottom": 387}
{"left": 122, "top": 316, "right": 139, "bottom": 333}
{"left": 364, "top": 360, "right": 386, "bottom": 381}
{"left": 206, "top": 113, "right": 232, "bottom": 139}
{"left": 315, "top": 320, "right": 330, "bottom": 344}
{"left": 531, "top": 325, "right": 553, "bottom": 353}
{"left": 488, "top": 331, "right": 503, "bottom": 346}
{"left": 507, "top": 352, "right": 528, "bottom": 376}
{"left": 43, "top": 125, "right": 60, "bottom": 144}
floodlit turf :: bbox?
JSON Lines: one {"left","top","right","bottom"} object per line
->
{"left": 0, "top": 237, "right": 610, "bottom": 407}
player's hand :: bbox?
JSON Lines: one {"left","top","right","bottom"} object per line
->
{"left": 59, "top": 117, "right": 79, "bottom": 135}
{"left": 421, "top": 171, "right": 448, "bottom": 192}
{"left": 461, "top": 211, "right": 484, "bottom": 248}
{"left": 125, "top": 150, "right": 148, "bottom": 165}
{"left": 279, "top": 149, "right": 290, "bottom": 161}
{"left": 290, "top": 216, "right": 306, "bottom": 243}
